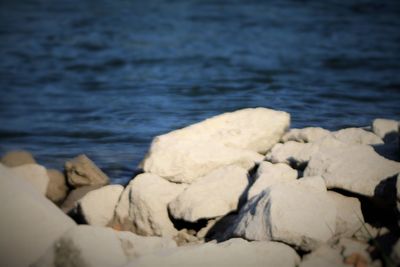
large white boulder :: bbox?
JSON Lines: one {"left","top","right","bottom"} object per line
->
{"left": 248, "top": 161, "right": 297, "bottom": 199}
{"left": 125, "top": 238, "right": 300, "bottom": 267}
{"left": 141, "top": 108, "right": 289, "bottom": 183}
{"left": 281, "top": 127, "right": 332, "bottom": 143}
{"left": 113, "top": 173, "right": 187, "bottom": 237}
{"left": 77, "top": 184, "right": 123, "bottom": 226}
{"left": 168, "top": 165, "right": 249, "bottom": 222}
{"left": 0, "top": 167, "right": 75, "bottom": 267}
{"left": 332, "top": 128, "right": 383, "bottom": 145}
{"left": 304, "top": 144, "right": 400, "bottom": 197}
{"left": 372, "top": 118, "right": 399, "bottom": 140}
{"left": 231, "top": 182, "right": 336, "bottom": 251}
{"left": 327, "top": 192, "right": 364, "bottom": 238}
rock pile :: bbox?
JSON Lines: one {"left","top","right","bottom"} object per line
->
{"left": 0, "top": 108, "right": 399, "bottom": 267}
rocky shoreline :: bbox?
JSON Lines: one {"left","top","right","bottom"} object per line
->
{"left": 1, "top": 107, "right": 399, "bottom": 267}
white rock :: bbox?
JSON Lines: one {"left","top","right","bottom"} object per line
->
{"left": 0, "top": 163, "right": 49, "bottom": 195}
{"left": 299, "top": 245, "right": 347, "bottom": 267}
{"left": 281, "top": 127, "right": 332, "bottom": 143}
{"left": 327, "top": 192, "right": 364, "bottom": 238}
{"left": 168, "top": 165, "right": 249, "bottom": 222}
{"left": 248, "top": 162, "right": 297, "bottom": 199}
{"left": 0, "top": 167, "right": 75, "bottom": 267}
{"left": 33, "top": 226, "right": 127, "bottom": 267}
{"left": 265, "top": 141, "right": 317, "bottom": 167}
{"left": 304, "top": 144, "right": 400, "bottom": 197}
{"left": 295, "top": 176, "right": 327, "bottom": 192}
{"left": 141, "top": 108, "right": 289, "bottom": 183}
{"left": 372, "top": 118, "right": 399, "bottom": 140}
{"left": 232, "top": 183, "right": 336, "bottom": 251}
{"left": 338, "top": 238, "right": 370, "bottom": 261}
{"left": 114, "top": 173, "right": 187, "bottom": 237}
{"left": 124, "top": 238, "right": 300, "bottom": 267}
{"left": 333, "top": 128, "right": 383, "bottom": 145}
{"left": 77, "top": 185, "right": 123, "bottom": 226}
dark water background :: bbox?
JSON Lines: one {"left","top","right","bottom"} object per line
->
{"left": 1, "top": 0, "right": 400, "bottom": 183}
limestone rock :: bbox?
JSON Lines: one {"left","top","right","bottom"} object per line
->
{"left": 168, "top": 165, "right": 249, "bottom": 222}
{"left": 333, "top": 128, "right": 383, "bottom": 145}
{"left": 304, "top": 144, "right": 400, "bottom": 197}
{"left": 0, "top": 150, "right": 36, "bottom": 167}
{"left": 372, "top": 118, "right": 399, "bottom": 142}
{"left": 248, "top": 162, "right": 297, "bottom": 199}
{"left": 126, "top": 238, "right": 300, "bottom": 267}
{"left": 299, "top": 245, "right": 347, "bottom": 267}
{"left": 113, "top": 173, "right": 187, "bottom": 237}
{"left": 65, "top": 154, "right": 109, "bottom": 188}
{"left": 141, "top": 108, "right": 289, "bottom": 183}
{"left": 327, "top": 191, "right": 364, "bottom": 238}
{"left": 265, "top": 141, "right": 317, "bottom": 168}
{"left": 77, "top": 185, "right": 123, "bottom": 226}
{"left": 232, "top": 183, "right": 336, "bottom": 251}
{"left": 0, "top": 168, "right": 75, "bottom": 267}
{"left": 61, "top": 185, "right": 102, "bottom": 213}
{"left": 295, "top": 176, "right": 327, "bottom": 192}
{"left": 281, "top": 127, "right": 332, "bottom": 143}
{"left": 46, "top": 169, "right": 68, "bottom": 204}
{"left": 0, "top": 163, "right": 49, "bottom": 195}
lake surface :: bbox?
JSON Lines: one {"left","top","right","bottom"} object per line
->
{"left": 1, "top": 0, "right": 400, "bottom": 183}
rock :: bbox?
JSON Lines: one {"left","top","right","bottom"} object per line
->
{"left": 295, "top": 176, "right": 327, "bottom": 192}
{"left": 141, "top": 108, "right": 289, "bottom": 183}
{"left": 391, "top": 238, "right": 400, "bottom": 266}
{"left": 65, "top": 154, "right": 109, "bottom": 188}
{"left": 196, "top": 218, "right": 218, "bottom": 239}
{"left": 372, "top": 118, "right": 399, "bottom": 142}
{"left": 126, "top": 238, "right": 300, "bottom": 267}
{"left": 0, "top": 150, "right": 36, "bottom": 167}
{"left": 33, "top": 225, "right": 126, "bottom": 267}
{"left": 231, "top": 183, "right": 336, "bottom": 251}
{"left": 327, "top": 191, "right": 364, "bottom": 238}
{"left": 168, "top": 165, "right": 248, "bottom": 222}
{"left": 0, "top": 163, "right": 49, "bottom": 195}
{"left": 248, "top": 162, "right": 297, "bottom": 199}
{"left": 304, "top": 144, "right": 400, "bottom": 197}
{"left": 339, "top": 238, "right": 370, "bottom": 262}
{"left": 46, "top": 169, "right": 68, "bottom": 204}
{"left": 77, "top": 185, "right": 123, "bottom": 226}
{"left": 299, "top": 245, "right": 347, "bottom": 267}
{"left": 113, "top": 173, "right": 187, "bottom": 237}
{"left": 333, "top": 128, "right": 383, "bottom": 145}
{"left": 61, "top": 185, "right": 102, "bottom": 214}
{"left": 265, "top": 141, "right": 317, "bottom": 168}
{"left": 281, "top": 127, "right": 332, "bottom": 143}
{"left": 0, "top": 167, "right": 75, "bottom": 267}
{"left": 174, "top": 229, "right": 202, "bottom": 246}
{"left": 353, "top": 224, "right": 389, "bottom": 243}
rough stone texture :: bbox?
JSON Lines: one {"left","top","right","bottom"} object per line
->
{"left": 77, "top": 185, "right": 123, "bottom": 226}
{"left": 299, "top": 245, "right": 347, "bottom": 267}
{"left": 304, "top": 144, "right": 400, "bottom": 197}
{"left": 65, "top": 154, "right": 109, "bottom": 188}
{"left": 32, "top": 226, "right": 127, "bottom": 267}
{"left": 113, "top": 173, "right": 187, "bottom": 237}
{"left": 265, "top": 141, "right": 317, "bottom": 167}
{"left": 0, "top": 163, "right": 49, "bottom": 195}
{"left": 168, "top": 165, "right": 249, "bottom": 222}
{"left": 372, "top": 118, "right": 399, "bottom": 141}
{"left": 332, "top": 128, "right": 383, "bottom": 145}
{"left": 232, "top": 183, "right": 336, "bottom": 251}
{"left": 141, "top": 108, "right": 289, "bottom": 183}
{"left": 125, "top": 238, "right": 300, "bottom": 267}
{"left": 281, "top": 127, "right": 332, "bottom": 143}
{"left": 46, "top": 169, "right": 68, "bottom": 203}
{"left": 61, "top": 185, "right": 102, "bottom": 213}
{"left": 327, "top": 191, "right": 364, "bottom": 238}
{"left": 0, "top": 150, "right": 36, "bottom": 167}
{"left": 0, "top": 167, "right": 76, "bottom": 267}
{"left": 295, "top": 176, "right": 327, "bottom": 192}
{"left": 248, "top": 162, "right": 297, "bottom": 199}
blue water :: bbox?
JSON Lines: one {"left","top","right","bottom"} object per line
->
{"left": 1, "top": 0, "right": 400, "bottom": 183}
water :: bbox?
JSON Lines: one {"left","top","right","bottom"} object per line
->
{"left": 1, "top": 0, "right": 400, "bottom": 183}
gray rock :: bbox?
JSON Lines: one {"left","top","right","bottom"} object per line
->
{"left": 141, "top": 108, "right": 289, "bottom": 183}
{"left": 232, "top": 182, "right": 336, "bottom": 251}
{"left": 168, "top": 165, "right": 249, "bottom": 222}
{"left": 0, "top": 150, "right": 36, "bottom": 167}
{"left": 65, "top": 154, "right": 109, "bottom": 188}
{"left": 0, "top": 166, "right": 75, "bottom": 267}
{"left": 125, "top": 238, "right": 300, "bottom": 267}
{"left": 61, "top": 185, "right": 102, "bottom": 214}
{"left": 46, "top": 169, "right": 68, "bottom": 204}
